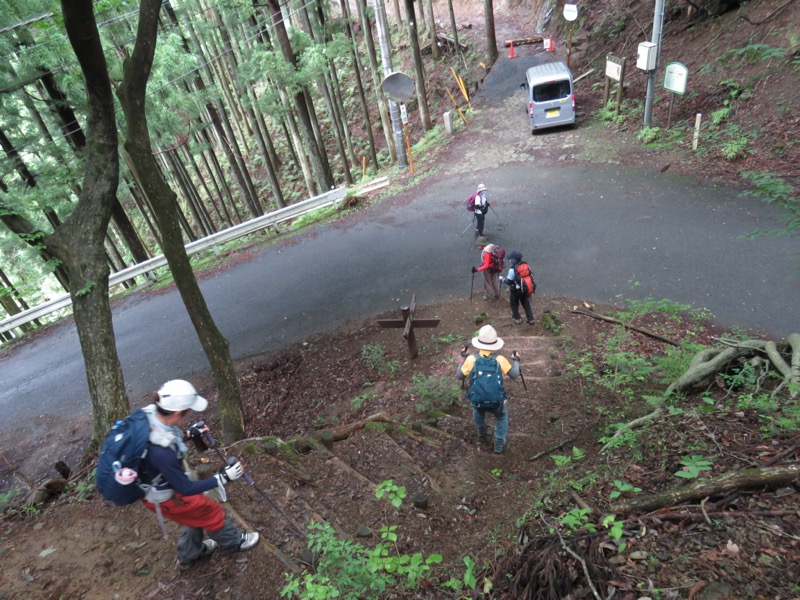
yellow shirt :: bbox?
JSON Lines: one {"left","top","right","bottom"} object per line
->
{"left": 460, "top": 350, "right": 513, "bottom": 377}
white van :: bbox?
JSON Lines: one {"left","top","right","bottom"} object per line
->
{"left": 521, "top": 61, "right": 576, "bottom": 133}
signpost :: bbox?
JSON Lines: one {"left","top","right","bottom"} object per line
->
{"left": 377, "top": 294, "right": 440, "bottom": 359}
{"left": 563, "top": 4, "right": 578, "bottom": 69}
{"left": 603, "top": 54, "right": 626, "bottom": 114}
{"left": 663, "top": 62, "right": 688, "bottom": 128}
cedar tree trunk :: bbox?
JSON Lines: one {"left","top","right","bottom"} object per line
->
{"left": 117, "top": 0, "right": 244, "bottom": 443}
{"left": 42, "top": 0, "right": 129, "bottom": 443}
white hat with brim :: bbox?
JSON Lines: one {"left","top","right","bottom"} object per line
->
{"left": 156, "top": 379, "right": 208, "bottom": 412}
{"left": 471, "top": 325, "right": 504, "bottom": 351}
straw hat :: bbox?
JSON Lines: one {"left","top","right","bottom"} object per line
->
{"left": 471, "top": 325, "right": 504, "bottom": 351}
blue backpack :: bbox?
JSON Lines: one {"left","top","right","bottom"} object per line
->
{"left": 467, "top": 355, "right": 507, "bottom": 410}
{"left": 96, "top": 408, "right": 152, "bottom": 506}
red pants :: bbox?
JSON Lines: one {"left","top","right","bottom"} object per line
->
{"left": 143, "top": 493, "right": 225, "bottom": 532}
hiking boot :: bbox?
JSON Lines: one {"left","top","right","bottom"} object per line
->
{"left": 238, "top": 532, "right": 260, "bottom": 552}
{"left": 527, "top": 319, "right": 534, "bottom": 325}
{"left": 494, "top": 294, "right": 501, "bottom": 299}
{"left": 176, "top": 539, "right": 217, "bottom": 570}
{"left": 483, "top": 295, "right": 493, "bottom": 301}
{"left": 494, "top": 443, "right": 505, "bottom": 454}
{"left": 476, "top": 428, "right": 487, "bottom": 439}
{"left": 513, "top": 318, "right": 522, "bottom": 324}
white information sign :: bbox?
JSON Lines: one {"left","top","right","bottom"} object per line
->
{"left": 663, "top": 62, "right": 689, "bottom": 94}
{"left": 563, "top": 4, "right": 578, "bottom": 21}
{"left": 605, "top": 55, "right": 624, "bottom": 82}
{"left": 400, "top": 103, "right": 408, "bottom": 124}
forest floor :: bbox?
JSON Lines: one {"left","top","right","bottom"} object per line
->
{"left": 1, "top": 0, "right": 799, "bottom": 599}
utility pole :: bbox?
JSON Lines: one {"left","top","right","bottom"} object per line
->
{"left": 374, "top": 0, "right": 408, "bottom": 168}
{"left": 643, "top": 0, "right": 666, "bottom": 127}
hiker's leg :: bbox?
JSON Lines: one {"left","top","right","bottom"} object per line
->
{"left": 472, "top": 407, "right": 487, "bottom": 437}
{"left": 509, "top": 292, "right": 521, "bottom": 321}
{"left": 177, "top": 526, "right": 205, "bottom": 563}
{"left": 488, "top": 271, "right": 501, "bottom": 298}
{"left": 482, "top": 271, "right": 494, "bottom": 299}
{"left": 208, "top": 516, "right": 245, "bottom": 553}
{"left": 493, "top": 407, "right": 509, "bottom": 452}
{"left": 522, "top": 294, "right": 534, "bottom": 322}
{"left": 475, "top": 213, "right": 485, "bottom": 236}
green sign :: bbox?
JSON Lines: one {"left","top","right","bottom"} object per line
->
{"left": 663, "top": 62, "right": 688, "bottom": 94}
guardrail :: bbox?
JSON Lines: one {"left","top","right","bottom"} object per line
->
{"left": 0, "top": 178, "right": 387, "bottom": 337}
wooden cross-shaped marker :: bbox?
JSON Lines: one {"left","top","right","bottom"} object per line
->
{"left": 377, "top": 294, "right": 440, "bottom": 359}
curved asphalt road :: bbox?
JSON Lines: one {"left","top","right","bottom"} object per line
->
{"left": 1, "top": 53, "right": 798, "bottom": 436}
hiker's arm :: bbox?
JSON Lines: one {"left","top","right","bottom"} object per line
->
{"left": 475, "top": 251, "right": 491, "bottom": 272}
{"left": 503, "top": 267, "right": 515, "bottom": 286}
{"left": 499, "top": 354, "right": 520, "bottom": 379}
{"left": 457, "top": 348, "right": 474, "bottom": 380}
{"left": 148, "top": 446, "right": 217, "bottom": 496}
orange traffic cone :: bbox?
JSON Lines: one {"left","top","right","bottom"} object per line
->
{"left": 508, "top": 41, "right": 516, "bottom": 59}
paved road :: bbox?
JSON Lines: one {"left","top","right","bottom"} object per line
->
{"left": 1, "top": 50, "right": 797, "bottom": 454}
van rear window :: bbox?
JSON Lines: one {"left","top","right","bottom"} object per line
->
{"left": 533, "top": 80, "right": 571, "bottom": 102}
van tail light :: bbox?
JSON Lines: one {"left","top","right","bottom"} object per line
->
{"left": 571, "top": 93, "right": 575, "bottom": 110}
{"left": 529, "top": 101, "right": 533, "bottom": 116}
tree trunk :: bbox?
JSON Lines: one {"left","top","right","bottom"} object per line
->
{"left": 340, "top": 0, "right": 378, "bottom": 170}
{"left": 404, "top": 0, "right": 433, "bottom": 131}
{"left": 265, "top": 0, "right": 333, "bottom": 193}
{"left": 446, "top": 0, "right": 463, "bottom": 63}
{"left": 31, "top": 64, "right": 149, "bottom": 265}
{"left": 357, "top": 0, "right": 395, "bottom": 161}
{"left": 117, "top": 0, "right": 244, "bottom": 443}
{"left": 484, "top": 0, "right": 499, "bottom": 63}
{"left": 0, "top": 267, "right": 37, "bottom": 333}
{"left": 0, "top": 130, "right": 71, "bottom": 290}
{"left": 426, "top": 0, "right": 442, "bottom": 60}
{"left": 43, "top": 0, "right": 129, "bottom": 444}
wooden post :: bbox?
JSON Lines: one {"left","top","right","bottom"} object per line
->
{"left": 615, "top": 58, "right": 626, "bottom": 113}
{"left": 692, "top": 113, "right": 702, "bottom": 150}
{"left": 377, "top": 294, "right": 440, "bottom": 359}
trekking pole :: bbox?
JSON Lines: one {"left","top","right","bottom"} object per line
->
{"left": 513, "top": 351, "right": 528, "bottom": 391}
{"left": 489, "top": 205, "right": 501, "bottom": 219}
{"left": 461, "top": 214, "right": 475, "bottom": 235}
{"left": 197, "top": 425, "right": 307, "bottom": 539}
{"left": 469, "top": 271, "right": 475, "bottom": 300}
{"left": 519, "top": 367, "right": 528, "bottom": 391}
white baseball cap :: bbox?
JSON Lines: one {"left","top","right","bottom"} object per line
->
{"left": 156, "top": 379, "right": 208, "bottom": 412}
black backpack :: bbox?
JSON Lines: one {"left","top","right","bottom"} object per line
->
{"left": 95, "top": 409, "right": 152, "bottom": 506}
{"left": 466, "top": 355, "right": 507, "bottom": 410}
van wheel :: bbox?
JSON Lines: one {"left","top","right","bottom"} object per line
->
{"left": 531, "top": 128, "right": 536, "bottom": 135}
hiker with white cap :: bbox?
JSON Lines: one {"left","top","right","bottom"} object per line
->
{"left": 473, "top": 183, "right": 489, "bottom": 237}
{"left": 137, "top": 379, "right": 260, "bottom": 570}
{"left": 456, "top": 325, "right": 521, "bottom": 454}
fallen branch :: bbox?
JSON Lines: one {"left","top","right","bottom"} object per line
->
{"left": 571, "top": 308, "right": 679, "bottom": 346}
{"left": 599, "top": 408, "right": 663, "bottom": 453}
{"left": 613, "top": 464, "right": 800, "bottom": 514}
{"left": 529, "top": 432, "right": 581, "bottom": 462}
{"left": 286, "top": 411, "right": 394, "bottom": 452}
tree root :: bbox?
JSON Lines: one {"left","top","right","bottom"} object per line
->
{"left": 612, "top": 464, "right": 800, "bottom": 514}
{"left": 600, "top": 334, "right": 799, "bottom": 451}
{"left": 489, "top": 530, "right": 612, "bottom": 600}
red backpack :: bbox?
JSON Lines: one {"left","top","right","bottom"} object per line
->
{"left": 515, "top": 262, "right": 536, "bottom": 296}
{"left": 466, "top": 192, "right": 478, "bottom": 212}
{"left": 489, "top": 246, "right": 505, "bottom": 273}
